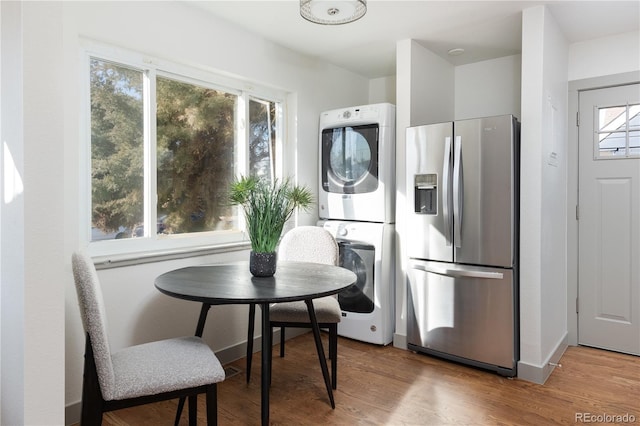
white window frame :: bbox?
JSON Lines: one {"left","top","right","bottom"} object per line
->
{"left": 80, "top": 40, "right": 287, "bottom": 260}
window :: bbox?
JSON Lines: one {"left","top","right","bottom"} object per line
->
{"left": 155, "top": 76, "right": 237, "bottom": 236}
{"left": 85, "top": 44, "right": 284, "bottom": 255}
{"left": 90, "top": 59, "right": 144, "bottom": 241}
{"left": 595, "top": 103, "right": 640, "bottom": 159}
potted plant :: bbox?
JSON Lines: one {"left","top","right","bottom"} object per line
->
{"left": 229, "top": 175, "right": 313, "bottom": 277}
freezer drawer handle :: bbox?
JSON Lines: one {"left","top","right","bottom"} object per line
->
{"left": 413, "top": 263, "right": 504, "bottom": 280}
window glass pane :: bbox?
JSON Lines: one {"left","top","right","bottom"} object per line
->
{"left": 597, "top": 104, "right": 640, "bottom": 159}
{"left": 90, "top": 59, "right": 144, "bottom": 241}
{"left": 598, "top": 132, "right": 627, "bottom": 157}
{"left": 598, "top": 106, "right": 626, "bottom": 132}
{"left": 249, "top": 98, "right": 277, "bottom": 180}
{"left": 156, "top": 77, "right": 237, "bottom": 235}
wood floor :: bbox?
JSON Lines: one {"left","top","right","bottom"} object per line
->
{"left": 87, "top": 333, "right": 639, "bottom": 425}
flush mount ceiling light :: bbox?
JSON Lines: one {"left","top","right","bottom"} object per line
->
{"left": 300, "top": 0, "right": 367, "bottom": 25}
{"left": 447, "top": 48, "right": 465, "bottom": 56}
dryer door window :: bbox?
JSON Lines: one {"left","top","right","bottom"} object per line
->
{"left": 338, "top": 242, "right": 375, "bottom": 314}
{"left": 321, "top": 124, "right": 379, "bottom": 194}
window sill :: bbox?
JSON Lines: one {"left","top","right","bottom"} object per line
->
{"left": 92, "top": 241, "right": 251, "bottom": 270}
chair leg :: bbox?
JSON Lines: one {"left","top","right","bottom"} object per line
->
{"left": 174, "top": 398, "right": 186, "bottom": 426}
{"left": 206, "top": 384, "right": 217, "bottom": 426}
{"left": 246, "top": 303, "right": 256, "bottom": 383}
{"left": 188, "top": 394, "right": 197, "bottom": 426}
{"left": 329, "top": 324, "right": 338, "bottom": 389}
{"left": 81, "top": 338, "right": 104, "bottom": 426}
{"left": 280, "top": 326, "right": 286, "bottom": 357}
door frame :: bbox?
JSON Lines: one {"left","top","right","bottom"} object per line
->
{"left": 567, "top": 70, "right": 640, "bottom": 346}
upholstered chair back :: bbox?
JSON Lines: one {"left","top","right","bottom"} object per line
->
{"left": 72, "top": 251, "right": 116, "bottom": 400}
{"left": 278, "top": 226, "right": 338, "bottom": 266}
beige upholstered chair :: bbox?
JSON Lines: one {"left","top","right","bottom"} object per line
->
{"left": 72, "top": 251, "right": 225, "bottom": 425}
{"left": 246, "top": 226, "right": 342, "bottom": 389}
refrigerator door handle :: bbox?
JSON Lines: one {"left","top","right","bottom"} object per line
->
{"left": 411, "top": 263, "right": 504, "bottom": 280}
{"left": 442, "top": 137, "right": 452, "bottom": 246}
{"left": 453, "top": 136, "right": 463, "bottom": 248}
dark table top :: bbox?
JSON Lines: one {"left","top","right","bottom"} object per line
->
{"left": 155, "top": 261, "right": 357, "bottom": 305}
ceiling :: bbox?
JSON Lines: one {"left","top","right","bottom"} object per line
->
{"left": 187, "top": 1, "right": 640, "bottom": 79}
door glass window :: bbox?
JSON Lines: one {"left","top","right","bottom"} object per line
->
{"left": 321, "top": 123, "right": 379, "bottom": 194}
{"left": 338, "top": 243, "right": 375, "bottom": 314}
{"left": 329, "top": 128, "right": 371, "bottom": 182}
{"left": 596, "top": 103, "right": 640, "bottom": 159}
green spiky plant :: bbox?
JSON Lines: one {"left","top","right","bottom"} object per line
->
{"left": 229, "top": 176, "right": 314, "bottom": 253}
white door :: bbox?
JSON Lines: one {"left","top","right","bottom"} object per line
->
{"left": 578, "top": 83, "right": 640, "bottom": 355}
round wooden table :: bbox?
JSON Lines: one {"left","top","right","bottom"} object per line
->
{"left": 155, "top": 261, "right": 357, "bottom": 425}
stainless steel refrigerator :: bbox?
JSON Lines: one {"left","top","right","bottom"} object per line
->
{"left": 405, "top": 114, "right": 519, "bottom": 377}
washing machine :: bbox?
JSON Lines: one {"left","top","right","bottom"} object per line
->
{"left": 318, "top": 103, "right": 395, "bottom": 223}
{"left": 320, "top": 220, "right": 395, "bottom": 345}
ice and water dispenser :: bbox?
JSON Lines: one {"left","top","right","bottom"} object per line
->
{"left": 414, "top": 174, "right": 437, "bottom": 215}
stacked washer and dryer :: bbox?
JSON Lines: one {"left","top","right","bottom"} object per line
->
{"left": 317, "top": 103, "right": 396, "bottom": 345}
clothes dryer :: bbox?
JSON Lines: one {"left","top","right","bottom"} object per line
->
{"left": 318, "top": 103, "right": 395, "bottom": 223}
{"left": 320, "top": 220, "right": 395, "bottom": 345}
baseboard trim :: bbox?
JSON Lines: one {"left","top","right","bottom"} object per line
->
{"left": 518, "top": 333, "right": 568, "bottom": 384}
{"left": 65, "top": 403, "right": 81, "bottom": 426}
{"left": 393, "top": 333, "right": 407, "bottom": 350}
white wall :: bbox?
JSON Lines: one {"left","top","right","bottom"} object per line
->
{"left": 24, "top": 3, "right": 67, "bottom": 423}
{"left": 0, "top": 1, "right": 372, "bottom": 424}
{"left": 568, "top": 31, "right": 640, "bottom": 82}
{"left": 455, "top": 54, "right": 522, "bottom": 120}
{"left": 519, "top": 5, "right": 569, "bottom": 384}
{"left": 369, "top": 75, "right": 396, "bottom": 105}
{"left": 408, "top": 41, "right": 455, "bottom": 126}
{"left": 1, "top": 2, "right": 27, "bottom": 423}
{"left": 394, "top": 40, "right": 412, "bottom": 347}
{"left": 1, "top": 2, "right": 67, "bottom": 424}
